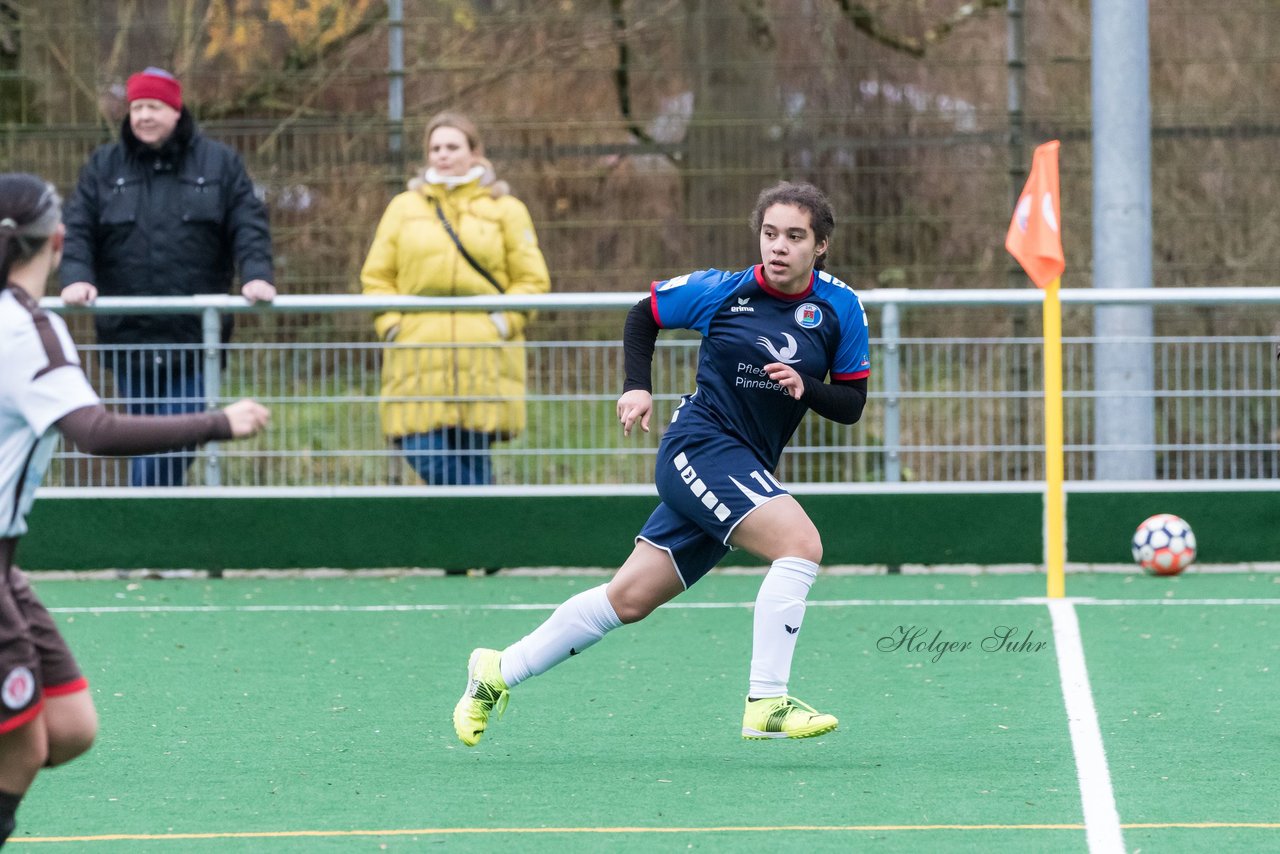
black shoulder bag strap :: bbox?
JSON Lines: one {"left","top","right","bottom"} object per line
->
{"left": 431, "top": 198, "right": 506, "bottom": 293}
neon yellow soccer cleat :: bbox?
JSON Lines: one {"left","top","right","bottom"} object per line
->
{"left": 741, "top": 695, "right": 838, "bottom": 739}
{"left": 453, "top": 648, "right": 510, "bottom": 747}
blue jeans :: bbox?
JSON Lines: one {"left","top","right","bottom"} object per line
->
{"left": 397, "top": 429, "right": 493, "bottom": 486}
{"left": 115, "top": 352, "right": 205, "bottom": 487}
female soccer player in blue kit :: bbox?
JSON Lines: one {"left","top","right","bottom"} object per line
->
{"left": 454, "top": 181, "right": 869, "bottom": 744}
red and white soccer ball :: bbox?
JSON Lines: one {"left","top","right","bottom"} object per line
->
{"left": 1131, "top": 513, "right": 1197, "bottom": 576}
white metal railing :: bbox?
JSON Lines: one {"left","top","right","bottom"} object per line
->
{"left": 40, "top": 289, "right": 1280, "bottom": 487}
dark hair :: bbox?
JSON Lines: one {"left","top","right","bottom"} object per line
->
{"left": 749, "top": 181, "right": 836, "bottom": 270}
{"left": 0, "top": 173, "right": 62, "bottom": 287}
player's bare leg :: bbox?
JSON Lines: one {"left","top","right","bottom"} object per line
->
{"left": 605, "top": 541, "right": 684, "bottom": 623}
{"left": 453, "top": 542, "right": 681, "bottom": 746}
{"left": 43, "top": 690, "right": 97, "bottom": 766}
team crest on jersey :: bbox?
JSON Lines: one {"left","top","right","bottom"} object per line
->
{"left": 2, "top": 666, "right": 34, "bottom": 710}
{"left": 794, "top": 303, "right": 823, "bottom": 329}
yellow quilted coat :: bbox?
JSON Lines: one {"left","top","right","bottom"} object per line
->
{"left": 361, "top": 177, "right": 551, "bottom": 440}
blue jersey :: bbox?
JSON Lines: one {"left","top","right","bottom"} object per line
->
{"left": 651, "top": 264, "right": 870, "bottom": 469}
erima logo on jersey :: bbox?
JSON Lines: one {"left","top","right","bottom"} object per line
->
{"left": 731, "top": 296, "right": 754, "bottom": 313}
{"left": 756, "top": 332, "right": 800, "bottom": 364}
{"left": 657, "top": 274, "right": 690, "bottom": 291}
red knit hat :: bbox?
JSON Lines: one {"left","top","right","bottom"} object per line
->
{"left": 125, "top": 67, "right": 182, "bottom": 111}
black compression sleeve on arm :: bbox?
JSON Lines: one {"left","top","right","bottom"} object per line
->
{"left": 56, "top": 404, "right": 233, "bottom": 456}
{"left": 623, "top": 297, "right": 660, "bottom": 392}
{"left": 800, "top": 376, "right": 868, "bottom": 425}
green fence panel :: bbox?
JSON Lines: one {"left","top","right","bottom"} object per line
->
{"left": 18, "top": 489, "right": 1274, "bottom": 571}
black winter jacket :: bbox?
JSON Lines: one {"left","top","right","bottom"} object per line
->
{"left": 60, "top": 110, "right": 273, "bottom": 347}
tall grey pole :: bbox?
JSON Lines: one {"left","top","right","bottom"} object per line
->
{"left": 1006, "top": 0, "right": 1032, "bottom": 477}
{"left": 1006, "top": 0, "right": 1026, "bottom": 221}
{"left": 881, "top": 301, "right": 901, "bottom": 483}
{"left": 388, "top": 0, "right": 405, "bottom": 164}
{"left": 1091, "top": 0, "right": 1155, "bottom": 479}
{"left": 201, "top": 307, "right": 222, "bottom": 487}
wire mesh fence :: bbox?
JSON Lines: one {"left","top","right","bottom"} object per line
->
{"left": 41, "top": 292, "right": 1280, "bottom": 488}
{"left": 9, "top": 4, "right": 1280, "bottom": 489}
{"left": 6, "top": 2, "right": 1280, "bottom": 317}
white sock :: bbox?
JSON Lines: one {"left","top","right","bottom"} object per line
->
{"left": 749, "top": 557, "right": 819, "bottom": 699}
{"left": 500, "top": 584, "right": 622, "bottom": 688}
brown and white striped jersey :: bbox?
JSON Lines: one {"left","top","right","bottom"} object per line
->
{"left": 0, "top": 284, "right": 99, "bottom": 538}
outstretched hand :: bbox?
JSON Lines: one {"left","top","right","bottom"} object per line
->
{"left": 222, "top": 399, "right": 271, "bottom": 438}
{"left": 617, "top": 389, "right": 652, "bottom": 437}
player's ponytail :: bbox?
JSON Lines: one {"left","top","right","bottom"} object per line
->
{"left": 0, "top": 218, "right": 14, "bottom": 289}
{"left": 0, "top": 173, "right": 62, "bottom": 288}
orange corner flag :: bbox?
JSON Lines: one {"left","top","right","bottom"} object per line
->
{"left": 1005, "top": 140, "right": 1065, "bottom": 288}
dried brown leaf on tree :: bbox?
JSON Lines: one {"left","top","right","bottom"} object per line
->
{"left": 203, "top": 0, "right": 382, "bottom": 72}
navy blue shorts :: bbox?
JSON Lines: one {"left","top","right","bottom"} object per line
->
{"left": 636, "top": 429, "right": 789, "bottom": 587}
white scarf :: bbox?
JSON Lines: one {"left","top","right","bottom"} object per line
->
{"left": 424, "top": 164, "right": 486, "bottom": 188}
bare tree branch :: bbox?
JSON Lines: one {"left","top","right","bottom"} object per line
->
{"left": 170, "top": 0, "right": 203, "bottom": 81}
{"left": 34, "top": 27, "right": 101, "bottom": 116}
{"left": 201, "top": 4, "right": 385, "bottom": 119}
{"left": 833, "top": 0, "right": 1003, "bottom": 57}
{"left": 254, "top": 45, "right": 363, "bottom": 157}
{"left": 103, "top": 0, "right": 139, "bottom": 83}
{"left": 922, "top": 0, "right": 1005, "bottom": 46}
{"left": 734, "top": 0, "right": 775, "bottom": 50}
{"left": 406, "top": 16, "right": 629, "bottom": 119}
{"left": 611, "top": 0, "right": 661, "bottom": 150}
{"left": 410, "top": 32, "right": 595, "bottom": 117}
{"left": 0, "top": 1, "right": 18, "bottom": 55}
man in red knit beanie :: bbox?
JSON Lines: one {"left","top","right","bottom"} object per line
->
{"left": 121, "top": 67, "right": 184, "bottom": 148}
{"left": 59, "top": 67, "right": 276, "bottom": 486}
{"left": 125, "top": 66, "right": 183, "bottom": 110}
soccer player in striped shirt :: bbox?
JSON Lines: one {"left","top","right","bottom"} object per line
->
{"left": 0, "top": 173, "right": 269, "bottom": 845}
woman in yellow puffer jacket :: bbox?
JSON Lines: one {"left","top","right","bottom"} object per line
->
{"left": 361, "top": 112, "right": 551, "bottom": 485}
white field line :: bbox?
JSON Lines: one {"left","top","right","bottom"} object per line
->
{"left": 29, "top": 563, "right": 1280, "bottom": 583}
{"left": 46, "top": 596, "right": 1280, "bottom": 614}
{"left": 1048, "top": 599, "right": 1125, "bottom": 854}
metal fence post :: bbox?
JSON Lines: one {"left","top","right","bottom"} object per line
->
{"left": 881, "top": 300, "right": 901, "bottom": 482}
{"left": 388, "top": 0, "right": 405, "bottom": 163}
{"left": 202, "top": 306, "right": 222, "bottom": 486}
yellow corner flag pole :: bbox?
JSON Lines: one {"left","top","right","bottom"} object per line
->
{"left": 1006, "top": 139, "right": 1067, "bottom": 597}
{"left": 1042, "top": 277, "right": 1066, "bottom": 597}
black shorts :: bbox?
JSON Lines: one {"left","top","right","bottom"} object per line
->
{"left": 0, "top": 540, "right": 86, "bottom": 734}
